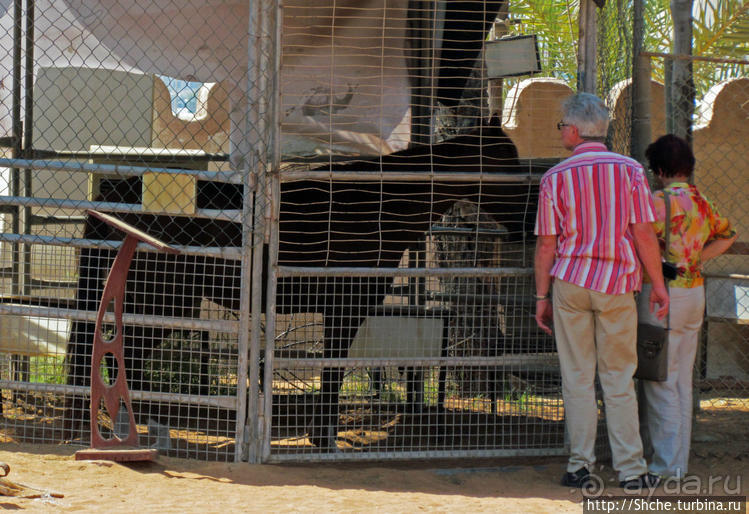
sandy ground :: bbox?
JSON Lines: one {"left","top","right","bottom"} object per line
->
{"left": 0, "top": 405, "right": 745, "bottom": 513}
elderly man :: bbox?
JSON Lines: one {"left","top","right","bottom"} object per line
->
{"left": 534, "top": 93, "right": 669, "bottom": 490}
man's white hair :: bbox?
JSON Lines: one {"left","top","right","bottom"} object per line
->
{"left": 562, "top": 93, "right": 610, "bottom": 138}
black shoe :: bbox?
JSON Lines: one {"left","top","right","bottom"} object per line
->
{"left": 561, "top": 467, "right": 591, "bottom": 487}
{"left": 619, "top": 472, "right": 661, "bottom": 491}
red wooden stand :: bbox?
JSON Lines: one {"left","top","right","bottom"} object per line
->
{"left": 75, "top": 210, "right": 179, "bottom": 462}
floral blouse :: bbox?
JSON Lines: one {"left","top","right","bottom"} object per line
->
{"left": 651, "top": 182, "right": 736, "bottom": 288}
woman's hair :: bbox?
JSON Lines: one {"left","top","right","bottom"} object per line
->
{"left": 561, "top": 93, "right": 610, "bottom": 138}
{"left": 645, "top": 134, "right": 695, "bottom": 178}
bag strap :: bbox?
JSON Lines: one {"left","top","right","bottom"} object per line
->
{"left": 663, "top": 189, "right": 671, "bottom": 330}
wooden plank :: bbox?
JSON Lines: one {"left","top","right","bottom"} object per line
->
{"left": 87, "top": 210, "right": 180, "bottom": 254}
{"left": 74, "top": 448, "right": 158, "bottom": 462}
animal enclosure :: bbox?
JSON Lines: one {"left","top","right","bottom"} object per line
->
{"left": 0, "top": 0, "right": 746, "bottom": 464}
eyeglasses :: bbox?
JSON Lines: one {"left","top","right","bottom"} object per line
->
{"left": 557, "top": 121, "right": 572, "bottom": 130}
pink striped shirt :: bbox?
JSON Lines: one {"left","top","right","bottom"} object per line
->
{"left": 534, "top": 142, "right": 656, "bottom": 295}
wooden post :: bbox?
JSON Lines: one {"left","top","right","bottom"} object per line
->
{"left": 670, "top": 0, "right": 695, "bottom": 143}
{"left": 577, "top": 0, "right": 598, "bottom": 94}
{"left": 631, "top": 0, "right": 652, "bottom": 167}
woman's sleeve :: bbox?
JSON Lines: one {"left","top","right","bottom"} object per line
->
{"left": 706, "top": 197, "right": 737, "bottom": 240}
{"left": 651, "top": 190, "right": 665, "bottom": 239}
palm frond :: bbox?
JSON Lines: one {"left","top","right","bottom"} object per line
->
{"left": 693, "top": 0, "right": 749, "bottom": 58}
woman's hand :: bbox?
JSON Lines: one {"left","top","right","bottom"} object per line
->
{"left": 702, "top": 233, "right": 738, "bottom": 263}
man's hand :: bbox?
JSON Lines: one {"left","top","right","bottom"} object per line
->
{"left": 533, "top": 234, "right": 557, "bottom": 335}
{"left": 631, "top": 221, "right": 670, "bottom": 320}
{"left": 649, "top": 283, "right": 669, "bottom": 320}
{"left": 535, "top": 298, "right": 553, "bottom": 335}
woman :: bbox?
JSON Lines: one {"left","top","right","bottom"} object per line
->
{"left": 640, "top": 134, "right": 737, "bottom": 479}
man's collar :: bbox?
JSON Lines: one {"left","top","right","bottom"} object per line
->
{"left": 572, "top": 141, "right": 608, "bottom": 155}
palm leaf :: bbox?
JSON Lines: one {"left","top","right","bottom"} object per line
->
{"left": 693, "top": 0, "right": 749, "bottom": 58}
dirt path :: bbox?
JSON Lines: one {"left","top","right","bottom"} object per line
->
{"left": 0, "top": 406, "right": 745, "bottom": 513}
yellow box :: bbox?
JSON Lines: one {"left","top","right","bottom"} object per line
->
{"left": 142, "top": 171, "right": 197, "bottom": 215}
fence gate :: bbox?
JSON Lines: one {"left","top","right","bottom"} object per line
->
{"left": 260, "top": 0, "right": 566, "bottom": 462}
{"left": 0, "top": 0, "right": 274, "bottom": 462}
{"left": 27, "top": 0, "right": 749, "bottom": 463}
{"left": 0, "top": 0, "right": 574, "bottom": 463}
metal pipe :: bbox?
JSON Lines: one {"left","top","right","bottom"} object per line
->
{"left": 10, "top": 0, "right": 22, "bottom": 296}
{"left": 274, "top": 354, "right": 560, "bottom": 369}
{"left": 429, "top": 226, "right": 507, "bottom": 235}
{"left": 0, "top": 381, "right": 237, "bottom": 409}
{"left": 0, "top": 158, "right": 539, "bottom": 185}
{"left": 28, "top": 214, "right": 88, "bottom": 225}
{"left": 21, "top": 0, "right": 33, "bottom": 296}
{"left": 0, "top": 303, "right": 240, "bottom": 333}
{"left": 0, "top": 233, "right": 242, "bottom": 259}
{"left": 234, "top": 0, "right": 260, "bottom": 464}
{"left": 0, "top": 161, "right": 539, "bottom": 186}
{"left": 28, "top": 148, "right": 229, "bottom": 162}
{"left": 0, "top": 195, "right": 241, "bottom": 223}
{"left": 640, "top": 51, "right": 749, "bottom": 66}
{"left": 262, "top": 0, "right": 283, "bottom": 464}
{"left": 427, "top": 291, "right": 534, "bottom": 305}
{"left": 22, "top": 0, "right": 33, "bottom": 152}
{"left": 10, "top": 0, "right": 21, "bottom": 150}
{"left": 280, "top": 170, "right": 539, "bottom": 183}
{"left": 268, "top": 447, "right": 567, "bottom": 463}
{"left": 277, "top": 265, "right": 532, "bottom": 278}
{"left": 703, "top": 272, "right": 749, "bottom": 280}
{"left": 247, "top": 123, "right": 265, "bottom": 463}
{"left": 0, "top": 158, "right": 242, "bottom": 183}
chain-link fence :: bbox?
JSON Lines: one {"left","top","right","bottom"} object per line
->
{"left": 0, "top": 0, "right": 745, "bottom": 464}
{"left": 0, "top": 0, "right": 266, "bottom": 462}
{"left": 667, "top": 54, "right": 748, "bottom": 410}
{"left": 0, "top": 0, "right": 556, "bottom": 463}
{"left": 598, "top": 0, "right": 749, "bottom": 457}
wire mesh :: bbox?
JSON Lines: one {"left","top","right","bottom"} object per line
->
{"left": 0, "top": 0, "right": 745, "bottom": 464}
{"left": 689, "top": 57, "right": 748, "bottom": 411}
{"left": 269, "top": 271, "right": 563, "bottom": 459}
{"left": 638, "top": 50, "right": 749, "bottom": 443}
{"left": 0, "top": 0, "right": 259, "bottom": 462}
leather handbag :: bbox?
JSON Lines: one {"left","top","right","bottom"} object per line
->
{"left": 634, "top": 190, "right": 671, "bottom": 382}
{"left": 634, "top": 322, "right": 668, "bottom": 381}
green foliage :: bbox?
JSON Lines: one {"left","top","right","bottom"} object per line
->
{"left": 29, "top": 355, "right": 66, "bottom": 385}
{"left": 340, "top": 369, "right": 372, "bottom": 396}
{"left": 692, "top": 0, "right": 749, "bottom": 91}
{"left": 597, "top": 0, "right": 635, "bottom": 94}
{"left": 640, "top": 0, "right": 748, "bottom": 94}
{"left": 504, "top": 0, "right": 747, "bottom": 100}
{"left": 144, "top": 332, "right": 235, "bottom": 396}
{"left": 507, "top": 0, "right": 580, "bottom": 83}
{"left": 694, "top": 0, "right": 749, "bottom": 58}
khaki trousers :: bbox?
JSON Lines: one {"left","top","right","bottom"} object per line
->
{"left": 553, "top": 280, "right": 647, "bottom": 481}
{"left": 638, "top": 283, "right": 704, "bottom": 478}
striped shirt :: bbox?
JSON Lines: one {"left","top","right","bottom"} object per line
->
{"left": 534, "top": 142, "right": 657, "bottom": 295}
